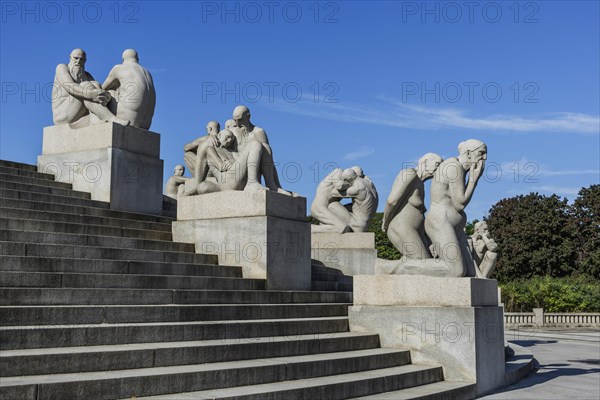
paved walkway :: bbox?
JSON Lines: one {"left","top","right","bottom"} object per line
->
{"left": 481, "top": 328, "right": 600, "bottom": 399}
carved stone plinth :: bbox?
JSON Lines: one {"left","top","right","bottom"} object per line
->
{"left": 37, "top": 122, "right": 163, "bottom": 215}
{"left": 311, "top": 231, "right": 376, "bottom": 275}
{"left": 349, "top": 275, "right": 505, "bottom": 396}
{"left": 172, "top": 191, "right": 311, "bottom": 291}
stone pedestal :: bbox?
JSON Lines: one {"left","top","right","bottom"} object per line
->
{"left": 311, "top": 232, "right": 376, "bottom": 275}
{"left": 37, "top": 122, "right": 164, "bottom": 215}
{"left": 172, "top": 191, "right": 311, "bottom": 291}
{"left": 349, "top": 275, "right": 505, "bottom": 396}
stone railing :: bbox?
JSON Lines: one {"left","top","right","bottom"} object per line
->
{"left": 504, "top": 308, "right": 600, "bottom": 327}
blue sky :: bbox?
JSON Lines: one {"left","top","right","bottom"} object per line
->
{"left": 1, "top": 0, "right": 599, "bottom": 220}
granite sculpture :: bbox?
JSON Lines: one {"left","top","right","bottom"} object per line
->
{"left": 382, "top": 153, "right": 443, "bottom": 260}
{"left": 183, "top": 121, "right": 221, "bottom": 177}
{"left": 311, "top": 166, "right": 378, "bottom": 233}
{"left": 52, "top": 48, "right": 156, "bottom": 130}
{"left": 165, "top": 164, "right": 187, "bottom": 199}
{"left": 102, "top": 49, "right": 156, "bottom": 129}
{"left": 381, "top": 140, "right": 487, "bottom": 278}
{"left": 52, "top": 49, "right": 129, "bottom": 127}
{"left": 469, "top": 221, "right": 498, "bottom": 278}
{"left": 182, "top": 106, "right": 294, "bottom": 196}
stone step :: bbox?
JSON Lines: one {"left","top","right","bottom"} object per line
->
{"left": 0, "top": 230, "right": 193, "bottom": 252}
{"left": 0, "top": 256, "right": 241, "bottom": 278}
{"left": 136, "top": 364, "right": 444, "bottom": 400}
{"left": 0, "top": 316, "right": 350, "bottom": 350}
{"left": 0, "top": 303, "right": 349, "bottom": 326}
{"left": 0, "top": 173, "right": 72, "bottom": 190}
{"left": 0, "top": 160, "right": 38, "bottom": 172}
{"left": 352, "top": 381, "right": 477, "bottom": 399}
{"left": 0, "top": 207, "right": 172, "bottom": 232}
{"left": 0, "top": 217, "right": 173, "bottom": 241}
{"left": 0, "top": 332, "right": 381, "bottom": 377}
{"left": 0, "top": 197, "right": 173, "bottom": 224}
{"left": 0, "top": 270, "right": 265, "bottom": 291}
{"left": 0, "top": 241, "right": 217, "bottom": 264}
{"left": 312, "top": 281, "right": 354, "bottom": 292}
{"left": 0, "top": 166, "right": 55, "bottom": 181}
{"left": 0, "top": 287, "right": 352, "bottom": 306}
{"left": 0, "top": 349, "right": 411, "bottom": 400}
{"left": 0, "top": 181, "right": 90, "bottom": 199}
{"left": 0, "top": 189, "right": 109, "bottom": 208}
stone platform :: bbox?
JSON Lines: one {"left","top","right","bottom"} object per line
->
{"left": 37, "top": 122, "right": 163, "bottom": 215}
{"left": 172, "top": 190, "right": 311, "bottom": 291}
{"left": 349, "top": 275, "right": 505, "bottom": 396}
{"left": 311, "top": 232, "right": 377, "bottom": 275}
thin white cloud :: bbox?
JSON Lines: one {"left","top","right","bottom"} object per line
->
{"left": 499, "top": 158, "right": 600, "bottom": 180}
{"left": 530, "top": 185, "right": 581, "bottom": 197}
{"left": 342, "top": 147, "right": 375, "bottom": 161}
{"left": 538, "top": 169, "right": 600, "bottom": 177}
{"left": 263, "top": 96, "right": 599, "bottom": 135}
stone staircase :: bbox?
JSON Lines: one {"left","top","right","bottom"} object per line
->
{"left": 0, "top": 159, "right": 476, "bottom": 399}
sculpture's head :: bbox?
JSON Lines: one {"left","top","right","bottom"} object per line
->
{"left": 458, "top": 139, "right": 487, "bottom": 167}
{"left": 206, "top": 121, "right": 220, "bottom": 136}
{"left": 69, "top": 48, "right": 86, "bottom": 68}
{"left": 474, "top": 221, "right": 489, "bottom": 238}
{"left": 217, "top": 129, "right": 235, "bottom": 149}
{"left": 342, "top": 168, "right": 358, "bottom": 182}
{"left": 350, "top": 166, "right": 364, "bottom": 178}
{"left": 173, "top": 164, "right": 185, "bottom": 176}
{"left": 225, "top": 119, "right": 237, "bottom": 130}
{"left": 122, "top": 49, "right": 139, "bottom": 63}
{"left": 418, "top": 152, "right": 443, "bottom": 179}
{"left": 233, "top": 105, "right": 251, "bottom": 127}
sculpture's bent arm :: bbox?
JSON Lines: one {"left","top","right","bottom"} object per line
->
{"left": 382, "top": 170, "right": 416, "bottom": 231}
{"left": 344, "top": 181, "right": 364, "bottom": 198}
{"left": 101, "top": 66, "right": 120, "bottom": 91}
{"left": 447, "top": 159, "right": 475, "bottom": 212}
{"left": 55, "top": 64, "right": 93, "bottom": 100}
{"left": 184, "top": 136, "right": 207, "bottom": 152}
{"left": 252, "top": 129, "right": 273, "bottom": 156}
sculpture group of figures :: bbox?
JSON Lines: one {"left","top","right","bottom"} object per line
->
{"left": 166, "top": 105, "right": 295, "bottom": 197}
{"left": 52, "top": 49, "right": 156, "bottom": 129}
{"left": 52, "top": 49, "right": 496, "bottom": 279}
{"left": 310, "top": 167, "right": 378, "bottom": 234}
{"left": 380, "top": 140, "right": 496, "bottom": 278}
{"left": 166, "top": 117, "right": 496, "bottom": 278}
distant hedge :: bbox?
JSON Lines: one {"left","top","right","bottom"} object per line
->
{"left": 500, "top": 275, "right": 600, "bottom": 313}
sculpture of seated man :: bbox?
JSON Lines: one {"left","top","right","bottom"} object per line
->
{"left": 102, "top": 49, "right": 156, "bottom": 130}
{"left": 382, "top": 153, "right": 443, "bottom": 260}
{"left": 189, "top": 106, "right": 294, "bottom": 196}
{"left": 190, "top": 129, "right": 246, "bottom": 194}
{"left": 183, "top": 129, "right": 268, "bottom": 195}
{"left": 165, "top": 164, "right": 187, "bottom": 199}
{"left": 470, "top": 221, "right": 498, "bottom": 278}
{"left": 183, "top": 121, "right": 220, "bottom": 177}
{"left": 311, "top": 167, "right": 378, "bottom": 233}
{"left": 52, "top": 48, "right": 129, "bottom": 127}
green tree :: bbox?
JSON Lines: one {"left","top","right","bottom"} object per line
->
{"left": 571, "top": 185, "right": 600, "bottom": 278}
{"left": 368, "top": 212, "right": 402, "bottom": 260}
{"left": 486, "top": 193, "right": 576, "bottom": 282}
{"left": 465, "top": 219, "right": 480, "bottom": 236}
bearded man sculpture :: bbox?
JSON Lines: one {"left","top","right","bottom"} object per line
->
{"left": 52, "top": 49, "right": 129, "bottom": 127}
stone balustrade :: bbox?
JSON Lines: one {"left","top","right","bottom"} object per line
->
{"left": 504, "top": 308, "right": 600, "bottom": 327}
